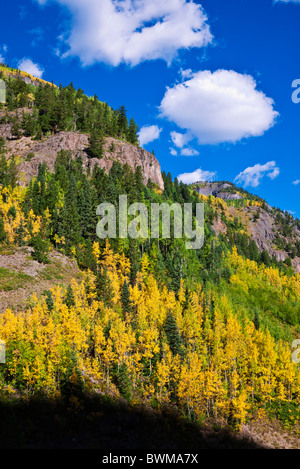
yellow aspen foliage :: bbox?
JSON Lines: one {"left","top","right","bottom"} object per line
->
{"left": 230, "top": 389, "right": 249, "bottom": 430}
{"left": 92, "top": 241, "right": 101, "bottom": 264}
{"left": 0, "top": 244, "right": 298, "bottom": 429}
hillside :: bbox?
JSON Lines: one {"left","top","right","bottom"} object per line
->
{"left": 0, "top": 124, "right": 164, "bottom": 190}
{"left": 193, "top": 181, "right": 300, "bottom": 273}
{"left": 0, "top": 65, "right": 57, "bottom": 89}
{"left": 0, "top": 244, "right": 84, "bottom": 313}
{"left": 0, "top": 66, "right": 299, "bottom": 450}
{"left": 0, "top": 65, "right": 164, "bottom": 190}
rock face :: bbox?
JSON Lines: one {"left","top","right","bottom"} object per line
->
{"left": 195, "top": 182, "right": 243, "bottom": 200}
{"left": 246, "top": 206, "right": 300, "bottom": 273}
{"left": 194, "top": 183, "right": 300, "bottom": 273}
{"left": 1, "top": 128, "right": 164, "bottom": 191}
{"left": 246, "top": 206, "right": 286, "bottom": 259}
{"left": 95, "top": 137, "right": 165, "bottom": 191}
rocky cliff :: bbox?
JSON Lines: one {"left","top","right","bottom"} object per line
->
{"left": 194, "top": 182, "right": 243, "bottom": 200}
{"left": 194, "top": 181, "right": 300, "bottom": 273}
{"left": 0, "top": 126, "right": 164, "bottom": 191}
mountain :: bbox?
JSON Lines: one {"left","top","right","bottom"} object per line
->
{"left": 192, "top": 181, "right": 300, "bottom": 273}
{"left": 0, "top": 65, "right": 164, "bottom": 190}
{"left": 0, "top": 125, "right": 164, "bottom": 190}
{"left": 0, "top": 65, "right": 300, "bottom": 449}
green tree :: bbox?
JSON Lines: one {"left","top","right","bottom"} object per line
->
{"left": 60, "top": 174, "right": 81, "bottom": 249}
{"left": 87, "top": 129, "right": 104, "bottom": 159}
{"left": 163, "top": 312, "right": 185, "bottom": 359}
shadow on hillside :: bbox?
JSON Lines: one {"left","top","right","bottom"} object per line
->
{"left": 0, "top": 394, "right": 267, "bottom": 450}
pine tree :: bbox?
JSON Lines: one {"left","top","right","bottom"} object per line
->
{"left": 7, "top": 155, "right": 19, "bottom": 189}
{"left": 11, "top": 118, "right": 23, "bottom": 139}
{"left": 134, "top": 166, "right": 144, "bottom": 199}
{"left": 60, "top": 173, "right": 81, "bottom": 249}
{"left": 87, "top": 128, "right": 104, "bottom": 159}
{"left": 45, "top": 290, "right": 54, "bottom": 311}
{"left": 96, "top": 268, "right": 114, "bottom": 307}
{"left": 117, "top": 105, "right": 128, "bottom": 138}
{"left": 261, "top": 249, "right": 271, "bottom": 267}
{"left": 64, "top": 284, "right": 75, "bottom": 308}
{"left": 128, "top": 118, "right": 139, "bottom": 145}
{"left": 0, "top": 216, "right": 6, "bottom": 242}
{"left": 78, "top": 177, "right": 97, "bottom": 239}
{"left": 164, "top": 312, "right": 184, "bottom": 359}
{"left": 0, "top": 153, "right": 8, "bottom": 187}
{"left": 29, "top": 234, "right": 50, "bottom": 264}
{"left": 254, "top": 309, "right": 260, "bottom": 330}
{"left": 121, "top": 279, "right": 132, "bottom": 315}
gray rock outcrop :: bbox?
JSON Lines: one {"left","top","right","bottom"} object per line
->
{"left": 1, "top": 129, "right": 164, "bottom": 191}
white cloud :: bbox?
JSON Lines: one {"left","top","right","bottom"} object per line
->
{"left": 170, "top": 148, "right": 178, "bottom": 156}
{"left": 292, "top": 179, "right": 300, "bottom": 185}
{"left": 138, "top": 125, "right": 162, "bottom": 146}
{"left": 179, "top": 68, "right": 194, "bottom": 80}
{"left": 178, "top": 168, "right": 216, "bottom": 185}
{"left": 180, "top": 147, "right": 199, "bottom": 156}
{"left": 170, "top": 131, "right": 192, "bottom": 149}
{"left": 234, "top": 161, "right": 280, "bottom": 188}
{"left": 160, "top": 70, "right": 279, "bottom": 145}
{"left": 18, "top": 58, "right": 44, "bottom": 78}
{"left": 35, "top": 0, "right": 213, "bottom": 67}
{"left": 170, "top": 131, "right": 200, "bottom": 156}
{"left": 0, "top": 45, "right": 7, "bottom": 64}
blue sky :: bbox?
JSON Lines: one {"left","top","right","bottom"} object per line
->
{"left": 1, "top": 0, "right": 300, "bottom": 214}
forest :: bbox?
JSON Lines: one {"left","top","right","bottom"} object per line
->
{"left": 0, "top": 67, "right": 300, "bottom": 444}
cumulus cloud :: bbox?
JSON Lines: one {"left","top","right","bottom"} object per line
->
{"left": 170, "top": 131, "right": 192, "bottom": 149}
{"left": 170, "top": 148, "right": 178, "bottom": 156}
{"left": 178, "top": 168, "right": 216, "bottom": 185}
{"left": 35, "top": 0, "right": 212, "bottom": 67}
{"left": 234, "top": 161, "right": 280, "bottom": 188}
{"left": 138, "top": 125, "right": 162, "bottom": 147}
{"left": 180, "top": 147, "right": 199, "bottom": 156}
{"left": 170, "top": 131, "right": 199, "bottom": 156}
{"left": 292, "top": 179, "right": 300, "bottom": 185}
{"left": 18, "top": 58, "right": 44, "bottom": 78}
{"left": 160, "top": 70, "right": 279, "bottom": 145}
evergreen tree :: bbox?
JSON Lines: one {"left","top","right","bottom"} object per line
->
{"left": 11, "top": 117, "right": 23, "bottom": 139}
{"left": 78, "top": 177, "right": 97, "bottom": 239}
{"left": 117, "top": 105, "right": 128, "bottom": 138}
{"left": 0, "top": 153, "right": 9, "bottom": 187}
{"left": 164, "top": 312, "right": 185, "bottom": 359}
{"left": 0, "top": 216, "right": 6, "bottom": 242}
{"left": 121, "top": 279, "right": 132, "bottom": 315}
{"left": 87, "top": 128, "right": 104, "bottom": 159}
{"left": 127, "top": 118, "right": 139, "bottom": 145}
{"left": 64, "top": 284, "right": 75, "bottom": 308}
{"left": 96, "top": 268, "right": 114, "bottom": 307}
{"left": 7, "top": 155, "right": 19, "bottom": 189}
{"left": 60, "top": 173, "right": 81, "bottom": 249}
{"left": 254, "top": 309, "right": 260, "bottom": 330}
{"left": 261, "top": 249, "right": 271, "bottom": 267}
{"left": 44, "top": 290, "right": 54, "bottom": 311}
{"left": 29, "top": 234, "right": 50, "bottom": 264}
